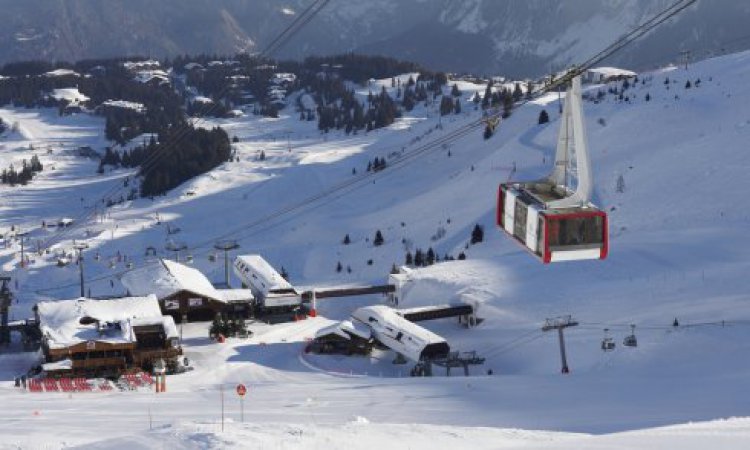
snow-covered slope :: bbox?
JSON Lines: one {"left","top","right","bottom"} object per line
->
{"left": 1, "top": 50, "right": 750, "bottom": 447}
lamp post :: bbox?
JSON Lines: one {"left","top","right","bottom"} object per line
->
{"left": 74, "top": 242, "right": 89, "bottom": 298}
{"left": 214, "top": 240, "right": 240, "bottom": 288}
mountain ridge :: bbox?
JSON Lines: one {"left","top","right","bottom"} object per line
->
{"left": 1, "top": 0, "right": 749, "bottom": 77}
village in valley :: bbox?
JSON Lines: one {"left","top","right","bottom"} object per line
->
{"left": 1, "top": 1, "right": 750, "bottom": 448}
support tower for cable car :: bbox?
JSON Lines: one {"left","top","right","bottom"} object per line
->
{"left": 497, "top": 75, "right": 608, "bottom": 263}
{"left": 0, "top": 276, "right": 12, "bottom": 346}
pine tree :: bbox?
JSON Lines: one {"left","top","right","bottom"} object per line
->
{"left": 373, "top": 230, "right": 384, "bottom": 246}
{"left": 645, "top": 93, "right": 651, "bottom": 102}
{"left": 343, "top": 234, "right": 351, "bottom": 245}
{"left": 538, "top": 109, "right": 549, "bottom": 124}
{"left": 525, "top": 81, "right": 534, "bottom": 100}
{"left": 414, "top": 248, "right": 424, "bottom": 266}
{"left": 451, "top": 84, "right": 461, "bottom": 97}
{"left": 280, "top": 266, "right": 289, "bottom": 280}
{"left": 502, "top": 92, "right": 514, "bottom": 118}
{"left": 458, "top": 252, "right": 466, "bottom": 260}
{"left": 390, "top": 263, "right": 399, "bottom": 274}
{"left": 405, "top": 251, "right": 413, "bottom": 265}
{"left": 482, "top": 81, "right": 492, "bottom": 109}
{"left": 471, "top": 224, "right": 484, "bottom": 244}
{"left": 336, "top": 261, "right": 342, "bottom": 273}
{"left": 426, "top": 248, "right": 435, "bottom": 265}
{"left": 440, "top": 96, "right": 454, "bottom": 115}
{"left": 685, "top": 80, "right": 692, "bottom": 89}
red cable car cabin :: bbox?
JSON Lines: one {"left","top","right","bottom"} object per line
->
{"left": 496, "top": 75, "right": 608, "bottom": 263}
{"left": 497, "top": 182, "right": 608, "bottom": 263}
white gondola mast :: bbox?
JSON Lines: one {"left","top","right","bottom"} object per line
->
{"left": 545, "top": 75, "right": 593, "bottom": 209}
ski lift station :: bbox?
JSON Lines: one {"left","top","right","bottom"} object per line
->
{"left": 233, "top": 254, "right": 301, "bottom": 314}
{"left": 497, "top": 76, "right": 608, "bottom": 263}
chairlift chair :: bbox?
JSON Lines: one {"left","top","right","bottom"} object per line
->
{"left": 497, "top": 75, "right": 608, "bottom": 263}
{"left": 623, "top": 324, "right": 638, "bottom": 347}
{"left": 601, "top": 328, "right": 615, "bottom": 352}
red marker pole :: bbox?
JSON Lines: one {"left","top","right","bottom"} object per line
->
{"left": 236, "top": 383, "right": 247, "bottom": 423}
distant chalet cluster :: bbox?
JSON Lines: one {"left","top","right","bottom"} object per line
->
{"left": 0, "top": 54, "right": 455, "bottom": 197}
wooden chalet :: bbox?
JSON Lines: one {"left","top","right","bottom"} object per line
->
{"left": 309, "top": 320, "right": 372, "bottom": 356}
{"left": 35, "top": 295, "right": 181, "bottom": 378}
{"left": 120, "top": 259, "right": 253, "bottom": 322}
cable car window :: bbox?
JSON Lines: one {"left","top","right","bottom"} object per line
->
{"left": 513, "top": 201, "right": 527, "bottom": 241}
{"left": 548, "top": 216, "right": 603, "bottom": 247}
{"left": 536, "top": 216, "right": 545, "bottom": 256}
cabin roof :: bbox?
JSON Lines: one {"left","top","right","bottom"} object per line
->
{"left": 36, "top": 295, "right": 177, "bottom": 350}
{"left": 121, "top": 259, "right": 224, "bottom": 302}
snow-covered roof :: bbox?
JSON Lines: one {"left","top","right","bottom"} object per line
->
{"left": 271, "top": 73, "right": 296, "bottom": 84}
{"left": 217, "top": 289, "right": 254, "bottom": 303}
{"left": 352, "top": 305, "right": 446, "bottom": 348}
{"left": 51, "top": 88, "right": 89, "bottom": 104}
{"left": 184, "top": 62, "right": 204, "bottom": 71}
{"left": 315, "top": 320, "right": 371, "bottom": 341}
{"left": 587, "top": 67, "right": 637, "bottom": 77}
{"left": 101, "top": 100, "right": 146, "bottom": 114}
{"left": 340, "top": 320, "right": 371, "bottom": 340}
{"left": 44, "top": 69, "right": 80, "bottom": 78}
{"left": 234, "top": 255, "right": 295, "bottom": 297}
{"left": 315, "top": 322, "right": 349, "bottom": 340}
{"left": 121, "top": 259, "right": 223, "bottom": 302}
{"left": 192, "top": 96, "right": 214, "bottom": 104}
{"left": 134, "top": 70, "right": 170, "bottom": 84}
{"left": 36, "top": 295, "right": 171, "bottom": 350}
{"left": 42, "top": 358, "right": 72, "bottom": 372}
{"left": 123, "top": 60, "right": 161, "bottom": 71}
{"left": 131, "top": 315, "right": 179, "bottom": 339}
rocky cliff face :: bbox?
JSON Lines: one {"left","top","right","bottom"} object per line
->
{"left": 1, "top": 0, "right": 747, "bottom": 76}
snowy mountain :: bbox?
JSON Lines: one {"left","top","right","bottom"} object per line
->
{"left": 2, "top": 46, "right": 750, "bottom": 447}
{"left": 2, "top": 0, "right": 750, "bottom": 76}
